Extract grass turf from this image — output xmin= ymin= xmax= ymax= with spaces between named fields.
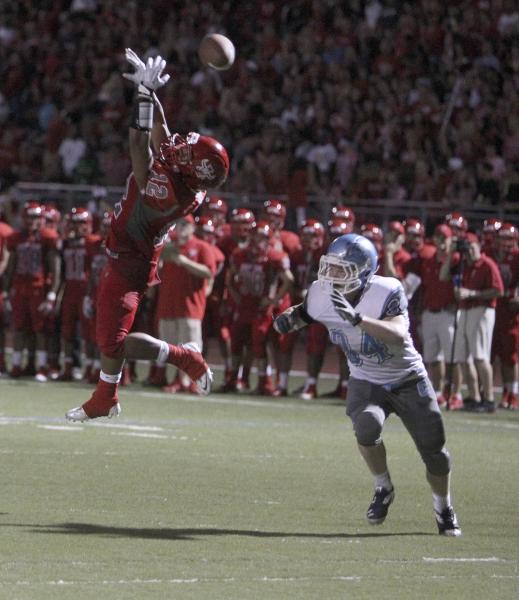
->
xmin=0 ymin=377 xmax=518 ymax=599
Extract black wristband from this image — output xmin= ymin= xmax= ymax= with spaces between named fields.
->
xmin=351 ymin=313 xmax=363 ymax=326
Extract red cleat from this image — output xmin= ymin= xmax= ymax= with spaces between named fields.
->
xmin=448 ymin=394 xmax=464 ymax=411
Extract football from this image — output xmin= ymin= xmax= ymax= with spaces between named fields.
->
xmin=198 ymin=33 xmax=235 ymax=70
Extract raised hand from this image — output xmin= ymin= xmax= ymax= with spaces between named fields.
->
xmin=123 ymin=48 xmax=170 ymax=91
xmin=330 ymin=288 xmax=363 ymax=326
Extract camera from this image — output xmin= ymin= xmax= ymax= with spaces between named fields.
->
xmin=453 ymin=238 xmax=470 ymax=253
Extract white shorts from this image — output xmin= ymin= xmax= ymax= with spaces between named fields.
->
xmin=422 ymin=309 xmax=456 ymax=363
xmin=453 ymin=307 xmax=495 ymax=363
xmin=159 ymin=317 xmax=203 ymax=350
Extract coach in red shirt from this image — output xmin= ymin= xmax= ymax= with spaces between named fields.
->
xmin=440 ymin=232 xmax=504 ymax=412
xmin=156 ymin=214 xmax=217 ymax=392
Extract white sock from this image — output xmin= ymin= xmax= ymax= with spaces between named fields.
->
xmin=157 ymin=340 xmax=169 ymax=365
xmin=374 ymin=471 xmax=393 ymax=491
xmin=100 ymin=370 xmax=122 ymax=384
xmin=12 ymin=351 xmax=22 ymax=367
xmin=513 ymin=382 xmax=519 ymax=394
xmin=278 ymin=372 xmax=288 ymax=387
xmin=432 ymin=492 xmax=451 ymax=513
xmin=36 ymin=350 xmax=47 ymax=369
xmin=306 ymin=377 xmax=317 ymax=386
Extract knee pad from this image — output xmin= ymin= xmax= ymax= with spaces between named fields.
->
xmin=354 ymin=409 xmax=384 ymax=446
xmin=421 ymin=447 xmax=451 ymax=476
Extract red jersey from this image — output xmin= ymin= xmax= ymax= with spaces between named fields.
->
xmin=156 ymin=236 xmax=217 ymax=320
xmin=270 ymin=229 xmax=301 ymax=256
xmin=7 ymin=227 xmax=58 ymax=289
xmin=379 ymin=247 xmax=412 ymax=279
xmin=86 ymin=236 xmax=108 ymax=291
xmin=409 ymin=249 xmax=456 ymax=311
xmin=62 ymin=234 xmax=99 ymax=285
xmin=107 ymin=162 xmax=205 ymax=286
xmin=229 ymin=247 xmax=290 ymax=318
xmin=495 ymin=248 xmax=519 ymax=323
xmin=290 ymin=247 xmax=323 ymax=298
xmin=459 ymin=253 xmax=504 ymax=309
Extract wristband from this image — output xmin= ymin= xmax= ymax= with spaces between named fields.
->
xmin=132 ymin=84 xmax=154 ymax=131
xmin=351 ymin=313 xmax=363 ymax=326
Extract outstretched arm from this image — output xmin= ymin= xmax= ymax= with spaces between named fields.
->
xmin=123 ymin=48 xmax=171 ymax=190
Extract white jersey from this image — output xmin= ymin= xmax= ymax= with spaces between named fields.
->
xmin=304 ymin=276 xmax=427 ymax=385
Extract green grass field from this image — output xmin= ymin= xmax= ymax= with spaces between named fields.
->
xmin=0 ymin=375 xmax=518 ymax=600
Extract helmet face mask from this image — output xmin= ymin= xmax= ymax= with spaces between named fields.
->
xmin=160 ymin=132 xmax=229 ymax=191
xmin=318 ymin=233 xmax=378 ymax=295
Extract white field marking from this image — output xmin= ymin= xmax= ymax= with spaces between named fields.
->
xmin=422 ymin=557 xmax=512 ymax=563
xmin=110 ymin=432 xmax=169 ymax=439
xmin=37 ymin=425 xmax=83 ymax=432
xmin=89 ymin=422 xmax=165 ymax=432
xmin=457 ymin=419 xmax=519 ymax=430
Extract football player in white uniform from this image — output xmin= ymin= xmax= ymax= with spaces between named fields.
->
xmin=274 ymin=233 xmax=461 ymax=536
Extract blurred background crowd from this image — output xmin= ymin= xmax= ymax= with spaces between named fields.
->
xmin=0 ymin=0 xmax=517 ymax=211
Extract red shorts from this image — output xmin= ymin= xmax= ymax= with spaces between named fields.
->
xmin=306 ymin=322 xmax=329 ymax=356
xmin=231 ymin=311 xmax=272 ymax=359
xmin=10 ymin=286 xmax=46 ymax=332
xmin=95 ymin=264 xmax=147 ymax=358
xmin=491 ymin=326 xmax=519 ymax=366
xmin=61 ymin=287 xmax=90 ymax=342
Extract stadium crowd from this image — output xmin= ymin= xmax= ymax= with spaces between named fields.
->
xmin=0 ymin=198 xmax=517 ymax=414
xmin=0 ymin=0 xmax=517 ymax=210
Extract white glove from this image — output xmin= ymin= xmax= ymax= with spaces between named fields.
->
xmin=330 ymin=289 xmax=363 ymax=326
xmin=123 ymin=48 xmax=170 ymax=91
xmin=82 ymin=295 xmax=94 ymax=319
xmin=38 ymin=291 xmax=56 ymax=316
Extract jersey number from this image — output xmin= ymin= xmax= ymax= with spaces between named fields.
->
xmin=330 ymin=329 xmax=392 ymax=366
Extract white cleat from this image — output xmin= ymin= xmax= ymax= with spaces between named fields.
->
xmin=65 ymin=403 xmax=121 ymax=422
xmin=180 ymin=342 xmax=213 ymax=395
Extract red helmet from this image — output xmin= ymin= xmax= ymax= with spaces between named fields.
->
xmin=160 ymin=132 xmax=229 ymax=191
xmin=43 ymin=204 xmax=61 ymax=228
xmin=195 ymin=214 xmax=217 ymax=243
xmin=328 ymin=217 xmax=352 ymax=240
xmin=388 ymin=220 xmax=405 ymax=236
xmin=230 ymin=207 xmax=255 ymax=239
xmin=445 ymin=211 xmax=468 ymax=233
xmin=262 ymin=199 xmax=286 ymax=230
xmin=331 ymin=205 xmax=355 ymax=227
xmin=68 ymin=206 xmax=92 ymax=237
xmin=250 ymin=220 xmax=272 ymax=255
xmin=498 ymin=222 xmax=518 ymax=254
xmin=482 ymin=217 xmax=502 ymax=234
xmin=300 ymin=219 xmax=325 ymax=251
xmin=404 ymin=217 xmax=425 ymax=237
xmin=23 ymin=201 xmax=43 ymax=231
xmin=204 ymin=196 xmax=228 ymax=215
xmin=360 ymin=222 xmax=384 ymax=244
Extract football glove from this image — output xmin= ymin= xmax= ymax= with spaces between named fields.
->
xmin=82 ymin=295 xmax=94 ymax=319
xmin=330 ymin=288 xmax=363 ymax=326
xmin=38 ymin=291 xmax=56 ymax=316
xmin=273 ymin=306 xmax=302 ymax=334
xmin=123 ymin=48 xmax=170 ymax=91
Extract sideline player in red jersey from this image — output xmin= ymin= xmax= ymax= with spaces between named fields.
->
xmin=0 ymin=217 xmax=14 ymax=375
xmin=3 ymin=201 xmax=61 ymax=381
xmin=223 ymin=221 xmax=294 ymax=395
xmin=66 ymin=48 xmax=229 ymax=421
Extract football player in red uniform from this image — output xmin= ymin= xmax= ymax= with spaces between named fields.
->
xmin=330 ymin=205 xmax=355 ymax=233
xmin=66 ymin=49 xmax=229 ymax=421
xmin=492 ymin=223 xmax=519 ymax=410
xmin=58 ymin=207 xmax=97 ymax=381
xmin=3 ymin=201 xmax=61 ymax=381
xmin=0 ymin=217 xmax=14 ymax=375
xmin=480 ymin=217 xmax=502 ymax=258
xmin=201 ymin=196 xmax=229 ymax=239
xmin=288 ymin=219 xmax=329 ymax=399
xmin=262 ymin=199 xmax=301 ymax=255
xmin=223 ymin=221 xmax=294 ymax=395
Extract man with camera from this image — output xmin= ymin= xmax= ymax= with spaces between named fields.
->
xmin=440 ymin=232 xmax=503 ymax=412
